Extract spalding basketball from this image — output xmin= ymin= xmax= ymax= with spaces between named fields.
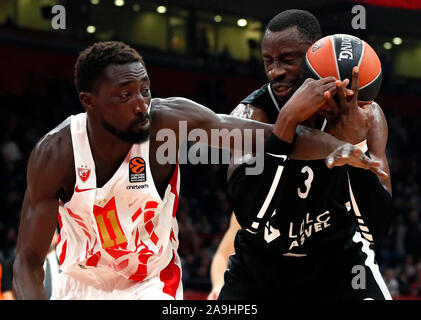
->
xmin=302 ymin=34 xmax=382 ymax=104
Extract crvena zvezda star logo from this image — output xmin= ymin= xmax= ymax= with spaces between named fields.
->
xmin=78 ymin=167 xmax=91 ymax=182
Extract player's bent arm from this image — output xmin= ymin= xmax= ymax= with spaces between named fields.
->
xmin=208 ymin=213 xmax=241 ymax=300
xmin=13 ymin=130 xmax=72 ymax=300
xmin=346 ymin=103 xmax=392 ymax=244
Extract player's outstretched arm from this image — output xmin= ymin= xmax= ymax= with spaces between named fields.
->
xmin=13 ymin=128 xmax=72 ymax=299
xmin=157 ymin=78 xmax=374 ymax=165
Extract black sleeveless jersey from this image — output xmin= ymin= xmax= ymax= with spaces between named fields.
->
xmin=235 ymin=83 xmax=358 ymax=258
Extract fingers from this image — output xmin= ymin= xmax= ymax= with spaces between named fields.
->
xmin=326 ymin=144 xmax=355 ymax=168
xmin=370 ymin=166 xmax=389 ymax=179
xmin=345 ymin=88 xmax=354 ymax=97
xmin=336 ymin=79 xmax=348 ymax=110
xmin=325 ymin=144 xmax=388 ymax=178
xmin=318 ymin=76 xmax=338 ymax=85
xmin=320 ymin=79 xmax=338 ymax=95
xmin=350 ymin=66 xmax=360 ymax=104
xmin=323 ymin=90 xmax=339 ymax=112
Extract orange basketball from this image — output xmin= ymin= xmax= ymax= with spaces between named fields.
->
xmin=302 ymin=34 xmax=382 ymax=104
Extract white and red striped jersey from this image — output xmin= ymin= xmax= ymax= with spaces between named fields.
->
xmin=56 ymin=112 xmax=180 ymax=283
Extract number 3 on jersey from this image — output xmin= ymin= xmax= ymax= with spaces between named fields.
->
xmin=297 ymin=166 xmax=314 ymax=199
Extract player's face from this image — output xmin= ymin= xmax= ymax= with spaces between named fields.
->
xmin=93 ymin=62 xmax=152 ymax=143
xmin=262 ymin=27 xmax=312 ymax=105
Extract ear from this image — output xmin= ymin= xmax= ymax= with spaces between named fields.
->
xmin=79 ymin=92 xmax=95 ymax=111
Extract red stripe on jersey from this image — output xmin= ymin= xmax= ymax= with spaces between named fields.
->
xmin=145 ymin=221 xmax=154 ymax=234
xmin=131 ymin=207 xmax=143 ymax=222
xmin=132 ymin=201 xmax=158 ymax=222
xmin=86 ymin=251 xmax=101 ymax=267
xmin=160 ymin=251 xmax=181 ymax=299
xmin=144 ymin=210 xmax=154 ymax=223
xmin=105 ymin=247 xmax=130 ymax=260
xmin=138 ymin=246 xmax=154 ymax=264
xmin=170 ymin=229 xmax=176 ymax=243
xmin=145 ymin=201 xmax=159 ymax=210
xmin=135 ymin=229 xmax=140 ymax=247
xmin=129 ymin=264 xmax=147 ymax=282
xmin=151 ymin=232 xmax=159 ymax=245
xmin=57 ymin=212 xmax=63 ymax=258
xmin=129 ymin=248 xmax=153 ymax=281
xmin=58 ymin=240 xmax=67 ymax=266
xmin=67 ymin=208 xmax=91 ymax=241
xmin=169 ymin=162 xmax=179 ymax=217
xmin=58 ymin=211 xmax=63 ymax=229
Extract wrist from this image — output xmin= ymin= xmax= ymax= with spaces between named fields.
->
xmin=265 ymin=132 xmax=294 ymax=155
xmin=272 ymin=110 xmax=299 ymax=143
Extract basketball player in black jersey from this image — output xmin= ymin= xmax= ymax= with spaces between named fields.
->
xmin=216 ymin=10 xmax=393 ymax=300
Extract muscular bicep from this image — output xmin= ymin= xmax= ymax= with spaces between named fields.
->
xmin=17 ymin=187 xmax=59 ymax=265
xmin=16 ymin=136 xmax=71 ymax=266
xmin=365 ymin=103 xmax=392 ymax=195
xmin=189 ymin=101 xmax=272 ymax=136
xmin=159 ymin=97 xmax=273 ymax=149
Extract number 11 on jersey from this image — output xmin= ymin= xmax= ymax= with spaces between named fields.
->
xmin=93 ymin=197 xmax=127 ymax=249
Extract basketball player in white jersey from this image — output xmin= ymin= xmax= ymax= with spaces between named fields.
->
xmin=12 ymin=41 xmax=380 ymax=300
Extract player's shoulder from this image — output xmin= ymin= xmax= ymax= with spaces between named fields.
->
xmin=33 ymin=117 xmax=72 ymax=155
xmin=362 ymin=101 xmax=387 ymax=125
xmin=150 ymin=97 xmax=207 ymax=129
xmin=241 ymin=83 xmax=269 ymax=105
xmin=363 ymin=101 xmax=382 ymax=112
xmin=29 ymin=117 xmax=73 ymax=173
xmin=151 ymin=97 xmax=199 ymax=111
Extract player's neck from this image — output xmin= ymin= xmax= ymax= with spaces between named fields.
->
xmin=86 ymin=117 xmax=132 ymax=162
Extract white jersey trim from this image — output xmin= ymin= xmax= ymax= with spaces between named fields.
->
xmin=352 ymin=232 xmax=392 ymax=300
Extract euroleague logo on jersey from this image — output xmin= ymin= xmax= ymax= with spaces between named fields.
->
xmin=129 ymin=157 xmax=147 ymax=183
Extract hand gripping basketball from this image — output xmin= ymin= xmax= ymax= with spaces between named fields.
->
xmin=282 ymin=76 xmax=340 ymax=124
xmin=323 ymin=66 xmax=372 ymax=145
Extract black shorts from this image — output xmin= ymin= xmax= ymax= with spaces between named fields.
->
xmin=218 ymin=232 xmax=392 ymax=300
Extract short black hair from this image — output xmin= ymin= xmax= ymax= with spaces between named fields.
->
xmin=265 ymin=9 xmax=322 ymax=44
xmin=74 ymin=41 xmax=144 ymax=93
